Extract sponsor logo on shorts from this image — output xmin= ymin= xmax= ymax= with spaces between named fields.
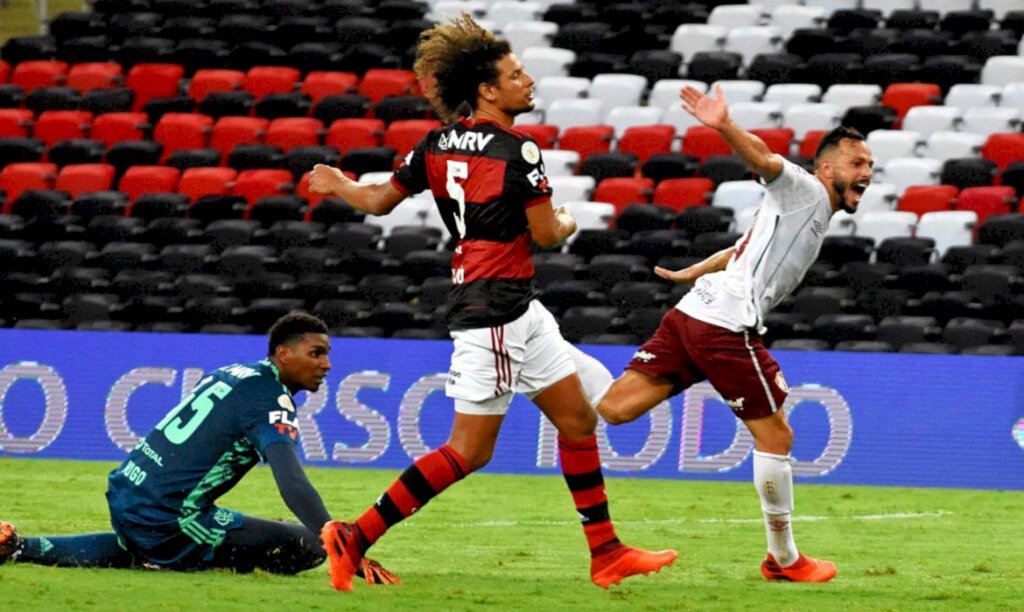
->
xmin=725 ymin=397 xmax=745 ymax=411
xmin=632 ymin=350 xmax=656 ymax=363
xmin=775 ymin=371 xmax=789 ymax=393
xmin=214 ymin=508 xmax=234 ymax=527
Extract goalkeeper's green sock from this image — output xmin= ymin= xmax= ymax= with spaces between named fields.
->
xmin=18 ymin=533 xmax=139 ymax=568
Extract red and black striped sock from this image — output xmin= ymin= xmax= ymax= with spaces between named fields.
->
xmin=558 ymin=434 xmax=621 ymax=557
xmin=354 ymin=443 xmax=470 ymax=554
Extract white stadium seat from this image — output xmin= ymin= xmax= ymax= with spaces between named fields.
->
xmin=878 ymin=158 xmax=943 ymax=196
xmin=548 ymin=176 xmax=595 ymax=206
xmin=486 ymin=1 xmax=543 ymax=30
xmin=782 ymin=103 xmax=841 ymax=139
xmin=565 ymin=201 xmax=614 ymax=233
xmin=920 ymin=131 xmax=986 ymax=163
xmin=534 ymin=76 xmax=589 ymax=110
xmin=768 ymin=5 xmax=826 ymax=39
xmin=521 ymin=46 xmax=575 ymax=80
xmin=977 ymin=0 xmax=1018 ymax=19
xmin=544 ymin=98 xmax=603 ymax=132
xmin=801 ymin=0 xmax=857 ymax=16
xmin=503 ymin=21 xmax=557 ymax=54
xmin=662 ymin=105 xmax=703 ymax=136
xmin=960 ymin=107 xmax=1021 ymax=138
xmin=917 ymin=0 xmax=973 ymax=12
xmin=859 ymin=0 xmax=915 ymax=12
xmin=708 ymin=4 xmax=764 ymax=28
xmin=821 ymin=84 xmax=882 ymax=113
xmin=540 ymin=149 xmax=579 ymax=176
xmin=999 ymin=83 xmax=1024 ymax=113
xmin=856 ymin=210 xmax=918 ymax=245
xmin=670 ymin=24 xmax=726 ymax=59
xmin=763 ymin=83 xmax=822 ymax=111
xmin=857 ymin=183 xmax=899 ymax=214
xmin=649 ymin=79 xmax=707 ymax=110
xmin=372 ymin=195 xmax=433 ymax=236
xmin=943 ymin=84 xmax=1001 ymax=111
xmin=710 ymin=79 xmax=766 ymax=103
xmin=605 ymin=106 xmax=664 ymax=137
xmin=865 ymin=130 xmax=921 ymax=166
xmin=901 ymin=106 xmax=962 ymax=139
xmin=429 ymin=0 xmax=487 ymax=21
xmin=916 ymin=210 xmax=977 ymax=256
xmin=728 ymin=101 xmax=781 ymax=130
xmin=724 ymin=26 xmax=783 ymax=67
xmin=981 ymin=56 xmax=1024 ymax=88
xmin=588 ymin=74 xmax=647 ymax=110
xmin=711 ymin=180 xmax=766 ymax=215
xmin=826 ymin=210 xmax=857 ymax=236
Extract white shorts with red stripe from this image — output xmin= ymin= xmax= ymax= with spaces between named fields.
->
xmin=446 ymin=300 xmax=577 ymax=415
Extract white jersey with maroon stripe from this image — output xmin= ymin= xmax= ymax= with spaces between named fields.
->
xmin=678 ymin=156 xmax=833 ymax=333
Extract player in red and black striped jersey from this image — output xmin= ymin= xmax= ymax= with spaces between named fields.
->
xmin=310 ymin=14 xmax=677 ymax=592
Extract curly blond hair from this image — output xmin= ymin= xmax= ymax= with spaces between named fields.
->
xmin=413 ymin=13 xmax=512 ymax=123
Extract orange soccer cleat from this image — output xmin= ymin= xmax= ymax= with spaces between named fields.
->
xmin=321 ymin=520 xmax=366 ymax=592
xmin=761 ymin=552 xmax=837 ymax=582
xmin=590 ymin=543 xmax=680 ymax=589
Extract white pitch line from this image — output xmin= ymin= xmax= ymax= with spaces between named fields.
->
xmin=448 ymin=510 xmax=953 ymax=528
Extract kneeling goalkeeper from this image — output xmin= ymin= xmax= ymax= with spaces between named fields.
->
xmin=0 ymin=312 xmax=397 ymax=584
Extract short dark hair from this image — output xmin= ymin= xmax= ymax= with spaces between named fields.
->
xmin=413 ymin=14 xmax=512 ymax=123
xmin=267 ymin=312 xmax=328 ymax=357
xmin=814 ymin=126 xmax=866 ymax=167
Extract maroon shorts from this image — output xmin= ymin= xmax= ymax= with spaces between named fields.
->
xmin=626 ymin=309 xmax=789 ymax=421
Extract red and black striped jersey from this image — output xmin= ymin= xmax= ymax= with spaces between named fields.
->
xmin=391 ymin=116 xmax=553 ymax=330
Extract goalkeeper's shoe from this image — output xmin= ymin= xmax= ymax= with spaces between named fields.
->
xmin=0 ymin=522 xmax=21 ymax=564
xmin=321 ymin=520 xmax=365 ymax=592
xmin=590 ymin=542 xmax=679 ymax=589
xmin=761 ymin=552 xmax=837 ymax=582
xmin=358 ymin=557 xmax=402 ymax=585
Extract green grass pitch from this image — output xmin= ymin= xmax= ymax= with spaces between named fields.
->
xmin=1 ymin=458 xmax=1022 ymax=611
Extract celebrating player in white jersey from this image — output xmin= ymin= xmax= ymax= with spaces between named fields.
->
xmin=584 ymin=85 xmax=874 ymax=582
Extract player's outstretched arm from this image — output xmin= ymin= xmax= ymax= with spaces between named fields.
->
xmin=265 ymin=443 xmax=332 ymax=535
xmin=655 ymin=246 xmax=736 ymax=284
xmin=308 ymin=164 xmax=407 ymax=216
xmin=680 ymin=85 xmax=783 ymax=182
xmin=525 ymin=201 xmax=577 ymax=248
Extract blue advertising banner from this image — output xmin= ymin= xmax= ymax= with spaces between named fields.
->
xmin=0 ymin=329 xmax=1022 ymax=490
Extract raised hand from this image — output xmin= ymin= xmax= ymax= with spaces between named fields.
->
xmin=654 ymin=264 xmax=702 ymax=285
xmin=308 ymin=163 xmax=348 ymax=195
xmin=680 ymin=84 xmax=729 ymax=130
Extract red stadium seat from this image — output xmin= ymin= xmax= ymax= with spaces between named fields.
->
xmin=118 ymin=166 xmax=181 ymax=202
xmin=358 ymin=69 xmax=417 ymax=104
xmin=188 ymin=69 xmax=245 ymax=102
xmin=178 ymin=167 xmax=238 ymax=202
xmin=514 ymin=124 xmax=559 ymax=149
xmin=981 ymin=133 xmax=1024 ymax=170
xmin=233 ymin=169 xmax=293 ymax=205
xmin=683 ymin=126 xmax=730 ymax=162
xmin=265 ymin=117 xmax=324 ymax=152
xmin=898 ymin=185 xmax=958 ymax=216
xmin=11 ymin=60 xmax=68 ymax=92
xmin=593 ymin=177 xmax=654 ymax=213
xmin=326 ymin=118 xmax=385 ymax=155
xmin=210 ymin=116 xmax=268 ymax=161
xmin=559 ymin=125 xmax=614 ymax=162
xmin=125 ymin=63 xmax=185 ymax=112
xmin=652 ymin=177 xmax=714 ymax=211
xmin=91 ymin=112 xmax=149 ymax=147
xmin=0 ymin=60 xmax=9 ymax=83
xmin=67 ymin=62 xmax=123 ymax=92
xmin=0 ymin=162 xmax=57 ymax=204
xmin=798 ymin=129 xmax=828 ymax=160
xmin=243 ymin=66 xmax=301 ymax=100
xmin=882 ymin=83 xmax=941 ymax=124
xmin=617 ymin=125 xmax=674 ymax=163
xmin=750 ymin=128 xmax=795 ymax=156
xmin=0 ymin=109 xmax=34 ymax=138
xmin=955 ymin=186 xmax=1016 ymax=225
xmin=55 ymin=163 xmax=116 ymax=198
xmin=301 ymin=71 xmax=359 ymax=104
xmin=383 ymin=119 xmax=441 ymax=159
xmin=154 ymin=113 xmax=214 ymax=161
xmin=33 ymin=110 xmax=92 ymax=147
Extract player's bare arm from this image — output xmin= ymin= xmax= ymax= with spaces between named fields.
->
xmin=308 ymin=163 xmax=407 ymax=216
xmin=525 ymin=201 xmax=577 ymax=248
xmin=680 ymin=85 xmax=783 ymax=182
xmin=654 ymin=246 xmax=736 ymax=284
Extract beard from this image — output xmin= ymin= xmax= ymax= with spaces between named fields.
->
xmin=832 ymin=177 xmax=858 ymax=214
xmin=507 ymin=99 xmax=536 ymax=117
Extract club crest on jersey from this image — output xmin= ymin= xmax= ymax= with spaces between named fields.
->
xmin=521 ymin=141 xmax=541 ymax=164
xmin=277 ymin=393 xmax=295 ymax=412
xmin=438 ymin=130 xmax=494 ymax=152
xmin=775 ymin=371 xmax=789 ymax=393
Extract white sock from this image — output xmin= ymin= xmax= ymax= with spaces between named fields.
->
xmin=753 ymin=450 xmax=799 ymax=567
xmin=564 ymin=343 xmax=614 ymax=408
